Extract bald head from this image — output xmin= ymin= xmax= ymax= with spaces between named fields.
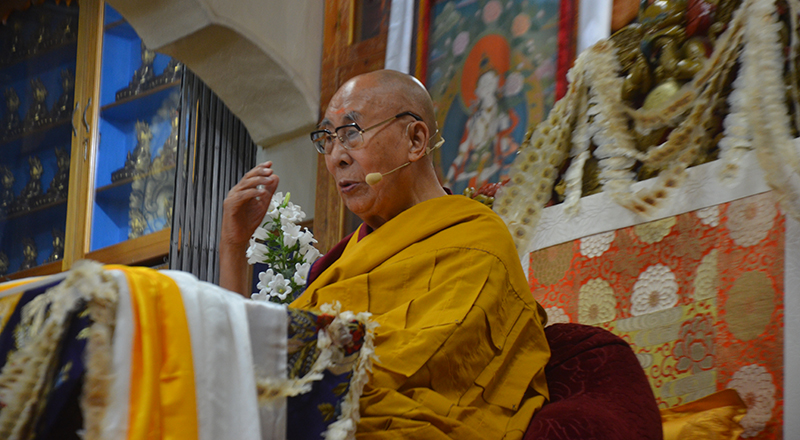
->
xmin=342 ymin=70 xmax=438 ymax=143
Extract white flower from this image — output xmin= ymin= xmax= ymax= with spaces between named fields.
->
xmin=280 ymin=202 xmax=305 ymax=223
xmin=253 ymin=226 xmax=270 ymax=240
xmin=293 ymin=262 xmax=311 ymax=286
xmin=266 ymin=207 xmax=281 ymax=222
xmin=256 ymin=269 xmax=275 ymax=293
xmin=268 ymin=273 xmax=292 ymax=301
xmin=282 ymin=222 xmax=303 ymax=247
xmin=270 ymin=192 xmax=284 ymax=210
xmin=727 ymin=364 xmax=776 ymax=437
xmin=246 ymin=237 xmax=269 ymax=264
xmin=298 ymin=229 xmax=316 ymax=248
xmin=303 ymin=246 xmax=322 ymax=264
xmin=579 ymin=231 xmax=615 ymax=258
xmin=631 ymin=264 xmax=679 ymax=316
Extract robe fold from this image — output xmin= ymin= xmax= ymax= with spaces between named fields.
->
xmin=291 ymin=195 xmax=550 ymax=440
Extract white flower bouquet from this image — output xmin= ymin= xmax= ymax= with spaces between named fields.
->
xmin=246 ymin=192 xmax=322 ymax=304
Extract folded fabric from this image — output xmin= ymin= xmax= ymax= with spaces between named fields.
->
xmin=0 ymin=263 xmax=376 ymax=440
xmin=661 ymin=389 xmax=747 ymax=440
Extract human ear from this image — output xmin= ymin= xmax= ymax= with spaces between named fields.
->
xmin=406 ymin=121 xmax=429 ymax=162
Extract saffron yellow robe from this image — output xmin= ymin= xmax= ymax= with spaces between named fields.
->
xmin=292 ymin=195 xmax=550 ymax=439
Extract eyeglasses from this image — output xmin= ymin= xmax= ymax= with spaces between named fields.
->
xmin=310 ymin=111 xmax=423 ymax=155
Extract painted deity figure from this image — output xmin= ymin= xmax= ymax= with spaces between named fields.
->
xmin=446 ymin=68 xmax=519 ymax=191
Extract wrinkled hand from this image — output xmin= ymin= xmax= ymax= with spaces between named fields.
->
xmin=221 ymin=162 xmax=280 ymax=248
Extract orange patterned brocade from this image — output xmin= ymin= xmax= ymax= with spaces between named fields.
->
xmin=528 ymin=193 xmax=784 ymax=439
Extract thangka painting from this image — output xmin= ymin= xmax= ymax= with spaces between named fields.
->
xmin=426 ymin=0 xmax=574 ymax=195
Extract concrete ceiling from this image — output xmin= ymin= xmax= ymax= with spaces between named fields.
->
xmin=106 ymin=0 xmax=323 ymax=146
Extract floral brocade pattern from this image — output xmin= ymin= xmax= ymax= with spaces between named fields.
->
xmin=579 ymin=231 xmax=615 ymax=258
xmin=528 ymin=192 xmax=785 ymax=439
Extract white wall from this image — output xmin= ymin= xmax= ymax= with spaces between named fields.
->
xmin=257 ymin=135 xmax=318 ymax=220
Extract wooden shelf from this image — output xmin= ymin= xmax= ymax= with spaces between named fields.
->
xmin=103 ymin=19 xmax=126 ymax=31
xmin=100 ymin=81 xmax=181 ymax=114
xmin=0 ymin=117 xmax=72 ymax=148
xmin=6 ymin=260 xmax=62 ymax=281
xmin=0 ymin=39 xmax=78 ymax=71
xmin=95 ymin=164 xmax=176 ymax=194
xmin=0 ymin=197 xmax=67 ymax=222
xmin=85 ymin=227 xmax=170 ymax=266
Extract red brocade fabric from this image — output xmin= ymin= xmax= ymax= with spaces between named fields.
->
xmin=525 ymin=323 xmax=663 ymax=440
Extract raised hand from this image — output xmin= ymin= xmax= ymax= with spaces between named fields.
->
xmin=219 ymin=161 xmax=279 ymax=295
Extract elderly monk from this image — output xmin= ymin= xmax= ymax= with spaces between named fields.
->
xmin=219 ymin=70 xmax=550 ymax=439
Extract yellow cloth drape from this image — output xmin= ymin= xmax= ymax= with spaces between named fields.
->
xmin=0 ymin=278 xmax=35 ymax=332
xmin=292 ymin=195 xmax=550 ymax=440
xmin=661 ymin=389 xmax=747 ymax=440
xmin=109 ymin=265 xmax=199 ymax=440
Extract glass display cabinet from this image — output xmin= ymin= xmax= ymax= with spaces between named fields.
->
xmin=0 ymin=1 xmax=80 ymax=278
xmin=0 ymin=0 xmax=182 ymax=279
xmin=88 ymin=4 xmax=180 ymax=253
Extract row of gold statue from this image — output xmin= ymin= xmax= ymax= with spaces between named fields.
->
xmin=0 ymin=229 xmax=64 ymax=276
xmin=116 ymin=42 xmax=183 ymax=101
xmin=3 ymin=69 xmax=74 ymax=140
xmin=2 ymin=12 xmax=78 ymax=65
xmin=0 ymin=148 xmax=70 ymax=217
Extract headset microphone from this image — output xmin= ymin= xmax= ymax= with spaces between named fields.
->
xmin=365 ymin=137 xmax=445 ymax=186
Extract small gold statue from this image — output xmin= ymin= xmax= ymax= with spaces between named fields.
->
xmin=30 ymin=12 xmax=53 ymax=55
xmin=51 ymin=69 xmax=74 ymax=121
xmin=19 ymin=238 xmax=38 ymax=271
xmin=46 ymin=228 xmax=65 ymax=263
xmin=4 ymin=18 xmax=24 ymax=63
xmin=24 ymin=78 xmax=51 ymax=130
xmin=612 ymin=0 xmax=711 ymax=103
xmin=0 ymin=165 xmax=14 ymax=215
xmin=0 ymin=251 xmax=8 ymax=277
xmin=112 ymin=121 xmax=152 ymax=182
xmin=13 ymin=155 xmax=44 ymax=213
xmin=55 ymin=16 xmax=77 ymax=44
xmin=129 ymin=208 xmax=146 ymax=239
xmin=116 ymin=41 xmax=156 ymax=100
xmin=152 ymin=58 xmax=183 ymax=87
xmin=42 ymin=147 xmax=70 ymax=204
xmin=3 ymin=88 xmax=22 ymax=139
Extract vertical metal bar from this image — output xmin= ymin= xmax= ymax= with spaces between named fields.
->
xmin=237 ymin=122 xmax=246 ymax=187
xmin=211 ymin=104 xmax=230 ymax=284
xmin=181 ymin=73 xmax=202 ymax=273
xmin=170 ymin=70 xmax=191 ymax=269
xmin=195 ymin=87 xmax=215 ymax=280
xmin=189 ymin=82 xmax=210 ymax=276
xmin=202 ymin=94 xmax=221 ymax=281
